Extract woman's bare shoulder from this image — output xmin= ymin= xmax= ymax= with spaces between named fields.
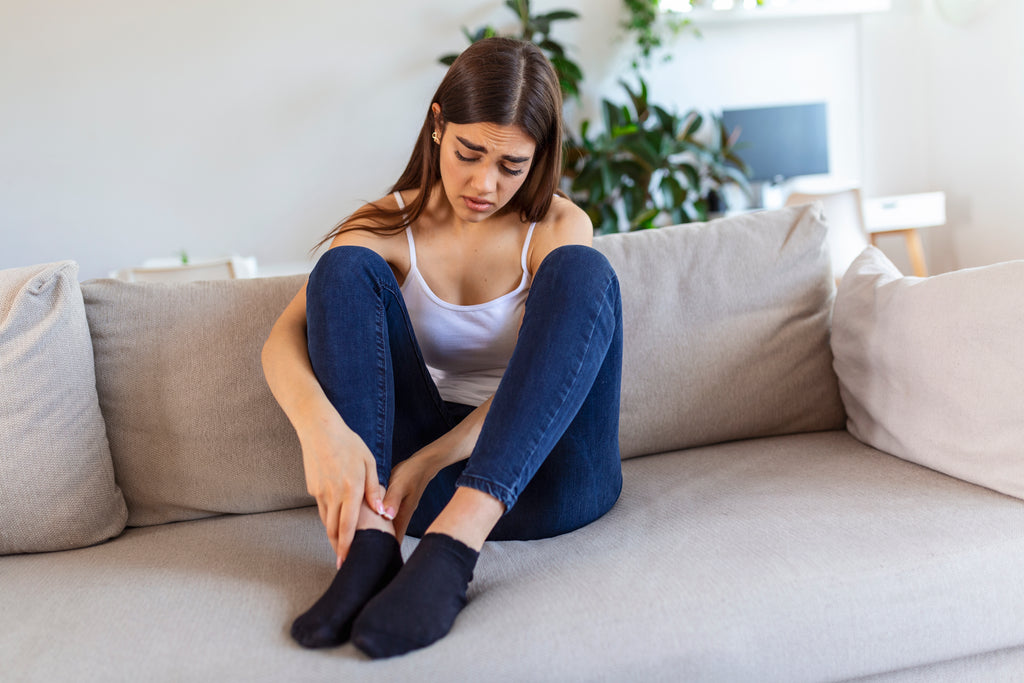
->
xmin=542 ymin=195 xmax=593 ymax=243
xmin=527 ymin=195 xmax=595 ymax=273
xmin=327 ymin=194 xmax=415 ymax=281
xmin=329 ymin=191 xmax=415 ymax=249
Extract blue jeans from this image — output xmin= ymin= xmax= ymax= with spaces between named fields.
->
xmin=305 ymin=244 xmax=623 ymax=541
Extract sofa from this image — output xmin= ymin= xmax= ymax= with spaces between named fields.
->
xmin=3 ymin=203 xmax=1024 ymax=682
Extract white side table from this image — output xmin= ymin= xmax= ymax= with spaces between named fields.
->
xmin=862 ymin=191 xmax=946 ymax=277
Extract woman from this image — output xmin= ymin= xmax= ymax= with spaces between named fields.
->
xmin=262 ymin=37 xmax=623 ymax=659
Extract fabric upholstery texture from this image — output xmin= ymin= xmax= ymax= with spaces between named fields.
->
xmin=4 ymin=432 xmax=1024 ymax=682
xmin=0 ymin=261 xmax=127 ymax=554
xmin=81 ymin=274 xmax=311 ymax=526
xmin=79 ymin=203 xmax=845 ymax=526
xmin=594 ymin=203 xmax=845 ymax=458
xmin=832 ymin=246 xmax=1024 ymax=500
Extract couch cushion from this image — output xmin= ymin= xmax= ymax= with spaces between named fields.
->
xmin=832 ymin=246 xmax=1024 ymax=500
xmin=0 ymin=261 xmax=127 ymax=554
xmin=81 ymin=274 xmax=311 ymax=526
xmin=4 ymin=432 xmax=1024 ymax=681
xmin=594 ymin=203 xmax=845 ymax=458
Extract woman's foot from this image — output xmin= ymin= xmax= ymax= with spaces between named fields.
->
xmin=290 ymin=528 xmax=403 ymax=648
xmin=350 ymin=532 xmax=479 ymax=658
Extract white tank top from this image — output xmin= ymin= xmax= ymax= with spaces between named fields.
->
xmin=395 ymin=191 xmax=536 ymax=406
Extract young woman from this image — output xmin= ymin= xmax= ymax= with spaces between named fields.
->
xmin=261 ymin=37 xmax=623 ymax=659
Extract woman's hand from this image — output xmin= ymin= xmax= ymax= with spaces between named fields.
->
xmin=261 ymin=281 xmax=389 ymax=567
xmin=382 ymin=448 xmax=442 ymax=542
xmin=298 ymin=415 xmax=386 ymax=566
xmin=383 ymin=397 xmax=494 ymax=540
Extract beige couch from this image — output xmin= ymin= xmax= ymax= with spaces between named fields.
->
xmin=4 ymin=204 xmax=1024 ymax=682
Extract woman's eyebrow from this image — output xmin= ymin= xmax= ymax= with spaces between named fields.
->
xmin=456 ymin=136 xmax=531 ymax=164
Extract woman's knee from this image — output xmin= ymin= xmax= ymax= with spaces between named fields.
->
xmin=533 ymin=245 xmax=618 ymax=299
xmin=307 ymin=246 xmax=394 ymax=298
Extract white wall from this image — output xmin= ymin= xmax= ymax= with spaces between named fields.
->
xmin=860 ymin=0 xmax=1024 ymax=272
xmin=0 ymin=1 xmax=516 ymax=279
xmin=917 ymin=0 xmax=1024 ymax=271
xmin=2 ymin=0 xmax=1021 ymax=279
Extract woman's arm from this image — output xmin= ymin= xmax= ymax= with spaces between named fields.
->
xmin=262 ymin=202 xmax=409 ymax=563
xmin=261 ymin=281 xmax=386 ymax=565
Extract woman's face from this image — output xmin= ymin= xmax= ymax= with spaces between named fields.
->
xmin=435 ymin=113 xmax=537 ymax=223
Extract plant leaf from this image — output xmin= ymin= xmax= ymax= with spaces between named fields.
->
xmin=541 ymin=10 xmax=579 ymax=21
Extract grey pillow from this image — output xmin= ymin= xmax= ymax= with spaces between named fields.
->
xmin=82 ymin=275 xmax=311 ymax=527
xmin=0 ymin=261 xmax=127 ymax=553
xmin=594 ymin=204 xmax=846 ymax=459
xmin=833 ymin=246 xmax=1024 ymax=500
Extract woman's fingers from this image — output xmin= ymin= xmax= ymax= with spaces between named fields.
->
xmin=381 ymin=482 xmax=404 ymax=521
xmin=335 ymin=497 xmax=360 ymax=568
xmin=386 ymin=485 xmax=420 ymax=543
xmin=363 ymin=460 xmax=388 ymax=519
xmin=323 ymin=497 xmax=341 ymax=560
xmin=392 ymin=503 xmax=414 ymax=543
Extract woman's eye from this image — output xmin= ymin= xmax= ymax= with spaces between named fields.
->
xmin=454 ymin=149 xmax=523 ymax=176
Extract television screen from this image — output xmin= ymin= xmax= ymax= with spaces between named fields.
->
xmin=721 ymin=103 xmax=829 ymax=183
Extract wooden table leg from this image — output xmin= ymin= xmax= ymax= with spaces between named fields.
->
xmin=902 ymin=228 xmax=928 ymax=276
xmin=868 ymin=228 xmax=928 ymax=276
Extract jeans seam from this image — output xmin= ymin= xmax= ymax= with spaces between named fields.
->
xmin=457 ymin=474 xmax=517 ymax=510
xmin=373 ymin=290 xmax=389 ymax=480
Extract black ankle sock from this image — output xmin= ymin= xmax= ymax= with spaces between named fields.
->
xmin=290 ymin=529 xmax=403 ymax=649
xmin=350 ymin=532 xmax=479 ymax=659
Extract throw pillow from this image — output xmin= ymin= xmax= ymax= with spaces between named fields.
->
xmin=81 ymin=275 xmax=311 ymax=526
xmin=0 ymin=261 xmax=127 ymax=554
xmin=594 ymin=203 xmax=846 ymax=459
xmin=832 ymin=246 xmax=1024 ymax=499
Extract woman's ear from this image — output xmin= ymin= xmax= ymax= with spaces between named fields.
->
xmin=431 ymin=103 xmax=443 ymax=130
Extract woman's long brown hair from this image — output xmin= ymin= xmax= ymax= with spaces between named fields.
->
xmin=314 ymin=37 xmax=563 ymax=251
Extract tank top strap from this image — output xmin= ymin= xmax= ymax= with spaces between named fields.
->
xmin=393 ymin=191 xmax=418 ymax=272
xmin=405 ymin=227 xmax=418 ymax=271
xmin=521 ymin=222 xmax=538 ymax=274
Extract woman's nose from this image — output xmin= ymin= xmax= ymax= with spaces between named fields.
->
xmin=472 ymin=166 xmax=498 ymax=195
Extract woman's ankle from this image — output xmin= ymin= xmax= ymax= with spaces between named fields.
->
xmin=424 ymin=486 xmax=504 ymax=551
xmin=357 ymin=500 xmax=397 ymax=535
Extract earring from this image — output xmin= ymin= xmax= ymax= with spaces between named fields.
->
xmin=431 ymin=131 xmax=440 ymax=144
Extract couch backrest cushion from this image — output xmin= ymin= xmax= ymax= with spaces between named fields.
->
xmin=1 ymin=261 xmax=128 ymax=553
xmin=832 ymin=246 xmax=1024 ymax=500
xmin=82 ymin=275 xmax=311 ymax=527
xmin=82 ymin=203 xmax=842 ymax=526
xmin=594 ymin=204 xmax=845 ymax=459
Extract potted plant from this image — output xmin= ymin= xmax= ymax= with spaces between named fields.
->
xmin=439 ymin=0 xmax=584 ymax=100
xmin=563 ymin=78 xmax=751 ymax=233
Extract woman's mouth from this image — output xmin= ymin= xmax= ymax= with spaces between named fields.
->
xmin=463 ymin=196 xmax=493 ymax=212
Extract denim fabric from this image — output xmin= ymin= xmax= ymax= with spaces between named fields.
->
xmin=305 ymin=244 xmax=622 ymax=541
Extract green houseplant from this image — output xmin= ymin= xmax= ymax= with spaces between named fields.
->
xmin=620 ymin=0 xmax=698 ymax=68
xmin=437 ymin=0 xmax=753 ymax=233
xmin=561 ymin=1 xmax=753 ymax=233
xmin=439 ymin=0 xmax=584 ymax=100
xmin=564 ymin=78 xmax=751 ymax=233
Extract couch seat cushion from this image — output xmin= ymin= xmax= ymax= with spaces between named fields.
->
xmin=4 ymin=432 xmax=1024 ymax=681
